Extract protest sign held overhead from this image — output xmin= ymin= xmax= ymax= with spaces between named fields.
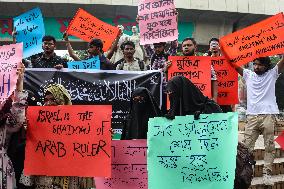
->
xmin=0 ymin=43 xmax=22 ymax=109
xmin=66 ymin=8 xmax=120 ymax=52
xmin=13 ymin=7 xmax=45 ymax=58
xmin=68 ymin=56 xmax=100 ymax=70
xmin=95 ymin=140 xmax=147 ymax=189
xmin=211 ymin=57 xmax=239 ymax=105
xmin=24 ymin=105 xmax=112 ymax=177
xmin=148 ymin=112 xmax=238 ymax=189
xmin=138 ymin=0 xmax=178 ymax=45
xmin=168 ymin=56 xmax=211 ymax=98
xmin=220 ymin=13 xmax=284 ymax=67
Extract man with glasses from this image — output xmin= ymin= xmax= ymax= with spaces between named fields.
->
xmin=181 ymin=37 xmax=218 ymax=102
xmin=29 ymin=35 xmax=68 ymax=69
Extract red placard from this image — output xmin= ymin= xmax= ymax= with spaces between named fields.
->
xmin=24 ymin=105 xmax=112 ymax=177
xmin=220 ymin=13 xmax=284 ymax=67
xmin=168 ymin=56 xmax=212 ymax=98
xmin=211 ymin=57 xmax=239 ymax=105
xmin=275 ymin=131 xmax=284 ymax=150
xmin=66 ymin=8 xmax=120 ymax=52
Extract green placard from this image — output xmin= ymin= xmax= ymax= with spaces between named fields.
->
xmin=148 ymin=112 xmax=238 ymax=189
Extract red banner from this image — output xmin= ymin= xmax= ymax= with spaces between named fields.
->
xmin=24 ymin=105 xmax=112 ymax=177
xmin=211 ymin=57 xmax=239 ymax=105
xmin=275 ymin=131 xmax=284 ymax=150
xmin=66 ymin=8 xmax=120 ymax=52
xmin=220 ymin=13 xmax=284 ymax=67
xmin=168 ymin=56 xmax=212 ymax=97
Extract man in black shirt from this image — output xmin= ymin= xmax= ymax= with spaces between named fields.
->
xmin=65 ymin=34 xmax=114 ymax=70
xmin=28 ymin=35 xmax=67 ymax=69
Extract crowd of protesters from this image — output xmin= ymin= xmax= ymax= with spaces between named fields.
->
xmin=1 ymin=6 xmax=283 ymax=189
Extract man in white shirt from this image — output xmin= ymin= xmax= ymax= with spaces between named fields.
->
xmin=233 ymin=56 xmax=284 ymax=186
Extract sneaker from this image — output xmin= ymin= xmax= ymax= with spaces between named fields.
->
xmin=263 ymin=173 xmax=274 ymax=186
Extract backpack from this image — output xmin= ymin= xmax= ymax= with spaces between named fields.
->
xmin=116 ymin=58 xmax=145 ymax=71
xmin=234 ymin=142 xmax=255 ymax=189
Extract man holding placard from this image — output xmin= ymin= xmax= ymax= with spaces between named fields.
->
xmin=232 ymin=56 xmax=284 ymax=186
xmin=25 ymin=36 xmax=68 ymax=69
xmin=33 ymin=36 xmax=67 ymax=69
xmin=181 ymin=37 xmax=218 ymax=102
xmin=65 ymin=35 xmax=114 ymax=70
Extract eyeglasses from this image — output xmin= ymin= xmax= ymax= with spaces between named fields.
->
xmin=43 ymin=42 xmax=55 ymax=46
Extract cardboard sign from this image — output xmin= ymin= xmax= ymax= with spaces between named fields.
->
xmin=168 ymin=56 xmax=212 ymax=98
xmin=211 ymin=57 xmax=239 ymax=105
xmin=24 ymin=105 xmax=112 ymax=177
xmin=148 ymin=113 xmax=238 ymax=189
xmin=66 ymin=8 xmax=120 ymax=52
xmin=138 ymin=0 xmax=178 ymax=45
xmin=220 ymin=13 xmax=284 ymax=67
xmin=275 ymin=131 xmax=284 ymax=150
xmin=67 ymin=56 xmax=100 ymax=70
xmin=0 ymin=43 xmax=22 ymax=109
xmin=13 ymin=7 xmax=45 ymax=58
xmin=95 ymin=140 xmax=147 ymax=189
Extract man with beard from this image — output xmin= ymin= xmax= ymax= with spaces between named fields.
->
xmin=181 ymin=37 xmax=218 ymax=102
xmin=232 ymin=56 xmax=284 ymax=186
xmin=205 ymin=38 xmax=234 ymax=112
xmin=115 ymin=41 xmax=146 ymax=71
xmin=28 ymin=36 xmax=67 ymax=69
xmin=65 ymin=35 xmax=114 ymax=70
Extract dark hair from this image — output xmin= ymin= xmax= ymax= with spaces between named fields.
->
xmin=27 ymin=90 xmax=38 ymax=106
xmin=89 ymin=38 xmax=103 ymax=50
xmin=0 ymin=97 xmax=13 ymax=127
xmin=120 ymin=41 xmax=135 ymax=50
xmin=182 ymin=37 xmax=197 ymax=46
xmin=209 ymin=38 xmax=219 ymax=45
xmin=153 ymin=42 xmax=166 ymax=47
xmin=42 ymin=35 xmax=56 ymax=44
xmin=254 ymin=57 xmax=272 ymax=69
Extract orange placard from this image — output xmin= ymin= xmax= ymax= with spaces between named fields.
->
xmin=24 ymin=105 xmax=112 ymax=177
xmin=220 ymin=13 xmax=284 ymax=67
xmin=211 ymin=57 xmax=239 ymax=105
xmin=66 ymin=8 xmax=120 ymax=52
xmin=275 ymin=131 xmax=284 ymax=150
xmin=168 ymin=56 xmax=212 ymax=98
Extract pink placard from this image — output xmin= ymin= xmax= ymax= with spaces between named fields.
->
xmin=138 ymin=0 xmax=178 ymax=45
xmin=95 ymin=140 xmax=147 ymax=189
xmin=0 ymin=43 xmax=22 ymax=109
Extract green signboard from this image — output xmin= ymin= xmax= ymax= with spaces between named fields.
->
xmin=148 ymin=112 xmax=238 ymax=189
